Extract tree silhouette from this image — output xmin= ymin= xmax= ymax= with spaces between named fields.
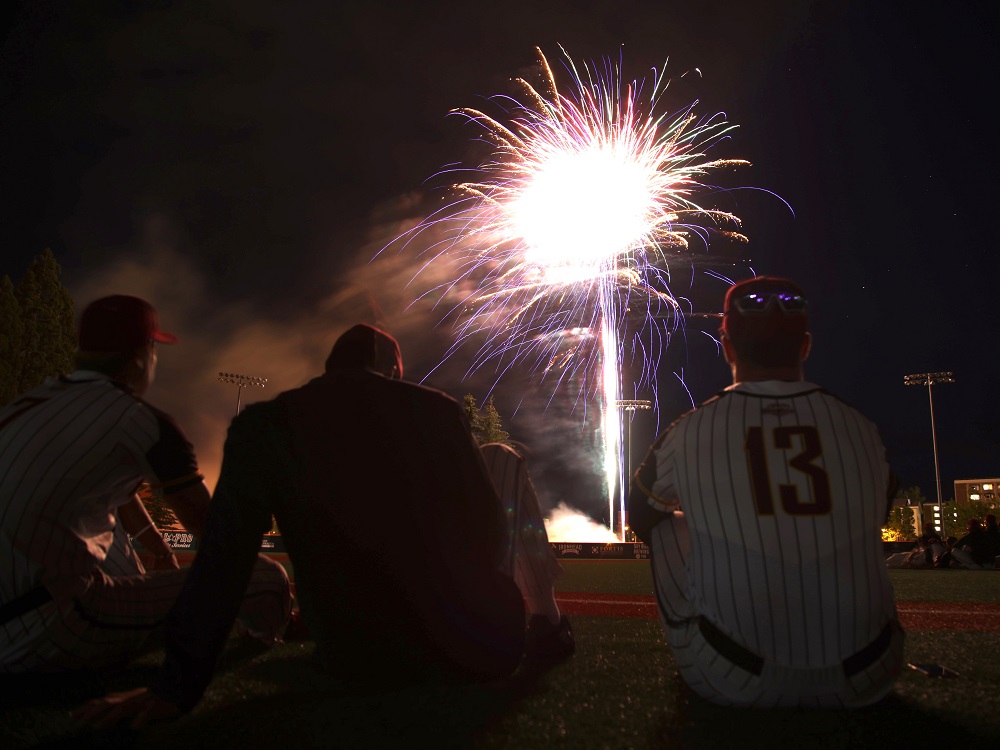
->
xmin=463 ymin=393 xmax=511 ymax=446
xmin=480 ymin=396 xmax=510 ymax=445
xmin=12 ymin=249 xmax=75 ymax=397
xmin=463 ymin=393 xmax=485 ymax=441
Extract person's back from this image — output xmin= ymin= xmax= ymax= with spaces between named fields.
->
xmin=259 ymin=369 xmax=515 ymax=670
xmin=1 ymin=295 xmax=289 ymax=674
xmin=984 ymin=515 xmax=1000 ymax=564
xmin=630 ymin=276 xmax=903 ymax=708
xmin=0 ymin=374 xmax=158 ymax=670
xmin=917 ymin=523 xmax=948 ymax=568
xmin=664 ymin=381 xmax=896 ymax=669
xmin=953 ymin=519 xmax=993 ymax=568
xmin=194 ymin=324 xmax=523 ymax=682
xmin=0 ymin=376 xmax=151 ymax=596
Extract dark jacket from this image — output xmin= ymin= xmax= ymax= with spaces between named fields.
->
xmin=155 ymin=326 xmax=523 ymax=711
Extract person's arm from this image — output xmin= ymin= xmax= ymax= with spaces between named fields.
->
xmin=143 ymin=404 xmax=210 ymax=537
xmin=117 ymin=495 xmax=179 ymax=571
xmin=151 ymin=404 xmax=279 ymax=712
xmin=628 ymin=431 xmax=678 ymax=544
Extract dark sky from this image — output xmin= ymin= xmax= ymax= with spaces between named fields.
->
xmin=2 ymin=1 xmax=997 ymax=518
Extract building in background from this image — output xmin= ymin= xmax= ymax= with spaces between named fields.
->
xmin=954 ymin=478 xmax=999 ymax=506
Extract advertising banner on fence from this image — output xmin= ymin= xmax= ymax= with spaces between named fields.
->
xmin=154 ymin=534 xmax=287 ymax=553
xmin=550 ymin=542 xmax=650 ymax=560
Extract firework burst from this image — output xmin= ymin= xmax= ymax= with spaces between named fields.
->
xmin=391 ymin=47 xmax=748 ymax=537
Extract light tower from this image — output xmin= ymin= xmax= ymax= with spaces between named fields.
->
xmin=903 ymin=371 xmax=954 ymax=531
xmin=616 ymin=398 xmax=652 ymax=541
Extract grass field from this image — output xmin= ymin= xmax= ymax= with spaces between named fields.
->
xmin=3 ymin=562 xmax=1000 ymax=749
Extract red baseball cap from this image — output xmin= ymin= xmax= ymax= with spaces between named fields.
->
xmin=78 ymin=295 xmax=178 ymax=352
xmin=720 ymin=276 xmax=808 ymax=339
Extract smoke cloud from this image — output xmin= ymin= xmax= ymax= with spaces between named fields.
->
xmin=544 ymin=502 xmax=620 ymax=542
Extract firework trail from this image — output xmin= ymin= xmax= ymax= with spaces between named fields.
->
xmin=390 ymin=47 xmax=748 ymax=538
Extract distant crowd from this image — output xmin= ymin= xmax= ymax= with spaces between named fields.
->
xmin=888 ymin=516 xmax=1000 ymax=569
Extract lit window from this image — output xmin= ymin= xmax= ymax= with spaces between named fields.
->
xmin=970 ymin=485 xmax=979 ymax=491
xmin=970 ymin=494 xmax=981 ymax=501
xmin=983 ymin=483 xmax=994 ymax=490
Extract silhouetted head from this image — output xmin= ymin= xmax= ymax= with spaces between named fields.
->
xmin=75 ymin=295 xmax=177 ymax=395
xmin=78 ymin=295 xmax=178 ymax=352
xmin=325 ymin=324 xmax=403 ymax=379
xmin=720 ymin=276 xmax=809 ymax=370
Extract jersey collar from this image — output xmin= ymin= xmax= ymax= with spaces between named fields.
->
xmin=727 ymin=380 xmax=821 ymax=397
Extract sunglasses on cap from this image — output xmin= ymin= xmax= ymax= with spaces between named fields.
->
xmin=730 ymin=291 xmax=808 ymax=315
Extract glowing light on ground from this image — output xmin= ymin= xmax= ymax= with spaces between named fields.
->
xmin=545 ymin=503 xmax=620 ymax=543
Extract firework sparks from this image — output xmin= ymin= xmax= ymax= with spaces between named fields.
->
xmin=392 ymin=47 xmax=748 ymax=538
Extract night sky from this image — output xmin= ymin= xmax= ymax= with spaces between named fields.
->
xmin=3 ymin=1 xmax=997 ymax=521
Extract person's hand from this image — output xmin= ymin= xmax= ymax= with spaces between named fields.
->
xmin=72 ymin=687 xmax=182 ymax=729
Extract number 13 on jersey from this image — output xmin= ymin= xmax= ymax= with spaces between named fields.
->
xmin=745 ymin=425 xmax=832 ymax=516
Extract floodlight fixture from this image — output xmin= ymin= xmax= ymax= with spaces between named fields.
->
xmin=218 ymin=372 xmax=268 ymax=414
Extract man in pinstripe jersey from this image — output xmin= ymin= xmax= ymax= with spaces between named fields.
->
xmin=629 ymin=277 xmax=904 ymax=707
xmin=0 ymin=295 xmax=290 ymax=673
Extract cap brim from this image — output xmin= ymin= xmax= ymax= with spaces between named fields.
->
xmin=153 ymin=331 xmax=179 ymax=345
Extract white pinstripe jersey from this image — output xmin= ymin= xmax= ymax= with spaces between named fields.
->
xmin=0 ymin=372 xmax=201 ymax=661
xmin=637 ymin=380 xmax=897 ymax=668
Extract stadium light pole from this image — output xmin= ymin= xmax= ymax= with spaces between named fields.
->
xmin=218 ymin=372 xmax=268 ymax=415
xmin=616 ymin=399 xmax=652 ymax=541
xmin=904 ymin=371 xmax=954 ymax=529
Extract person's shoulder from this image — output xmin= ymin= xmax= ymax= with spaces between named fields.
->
xmin=0 ymin=378 xmax=61 ymax=416
xmin=650 ymin=396 xmax=718 ymax=449
xmin=396 ymin=376 xmax=454 ymax=398
xmin=480 ymin=442 xmax=520 ymax=460
xmin=385 ymin=377 xmax=462 ymax=410
xmin=232 ymin=393 xmax=288 ymax=430
xmin=276 ymin=370 xmax=463 ymax=418
xmin=654 ymin=390 xmax=729 ymax=434
xmin=130 ymin=395 xmax=191 ymax=438
xmin=17 ymin=373 xmax=131 ymax=404
xmin=807 ymin=386 xmax=884 ymax=427
xmin=676 ymin=388 xmax=733 ymax=422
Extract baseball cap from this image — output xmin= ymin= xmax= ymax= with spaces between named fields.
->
xmin=78 ymin=295 xmax=179 ymax=352
xmin=325 ymin=323 xmax=403 ymax=379
xmin=720 ymin=276 xmax=808 ymax=339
